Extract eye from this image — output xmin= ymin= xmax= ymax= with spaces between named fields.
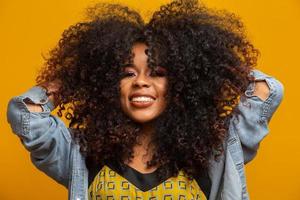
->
xmin=121 ymin=70 xmax=136 ymax=78
xmin=125 ymin=72 xmax=136 ymax=77
xmin=150 ymin=67 xmax=167 ymax=77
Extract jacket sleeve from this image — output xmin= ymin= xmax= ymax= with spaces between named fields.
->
xmin=6 ymin=86 xmax=72 ymax=188
xmin=232 ymin=69 xmax=284 ymax=164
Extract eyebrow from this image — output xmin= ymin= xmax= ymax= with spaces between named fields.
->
xmin=122 ymin=63 xmax=135 ymax=68
xmin=122 ymin=63 xmax=167 ymax=71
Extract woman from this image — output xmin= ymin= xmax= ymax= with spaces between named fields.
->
xmin=6 ymin=0 xmax=284 ymax=199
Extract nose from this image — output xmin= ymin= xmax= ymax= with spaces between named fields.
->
xmin=132 ymin=73 xmax=150 ymax=88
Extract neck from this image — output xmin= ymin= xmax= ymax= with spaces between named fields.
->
xmin=137 ymin=121 xmax=155 ymax=145
xmin=123 ymin=121 xmax=156 ymax=167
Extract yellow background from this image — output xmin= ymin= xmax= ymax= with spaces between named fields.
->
xmin=0 ymin=0 xmax=299 ymax=199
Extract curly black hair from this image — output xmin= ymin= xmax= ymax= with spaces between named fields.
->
xmin=36 ymin=0 xmax=259 ymax=180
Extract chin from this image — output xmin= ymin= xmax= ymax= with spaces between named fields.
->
xmin=129 ymin=114 xmax=157 ymax=124
xmin=131 ymin=117 xmax=154 ymax=124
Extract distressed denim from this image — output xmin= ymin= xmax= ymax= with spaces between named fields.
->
xmin=6 ymin=69 xmax=284 ymax=200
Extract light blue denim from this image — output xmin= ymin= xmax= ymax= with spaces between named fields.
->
xmin=6 ymin=69 xmax=284 ymax=200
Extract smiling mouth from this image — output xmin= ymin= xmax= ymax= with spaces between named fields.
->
xmin=129 ymin=96 xmax=156 ymax=108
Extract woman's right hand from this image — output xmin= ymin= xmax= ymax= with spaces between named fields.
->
xmin=39 ymin=79 xmax=62 ymax=107
xmin=26 ymin=79 xmax=62 ymax=112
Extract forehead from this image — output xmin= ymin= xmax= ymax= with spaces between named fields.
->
xmin=124 ymin=43 xmax=149 ymax=69
xmin=132 ymin=43 xmax=148 ymax=52
xmin=121 ymin=42 xmax=168 ymax=71
xmin=132 ymin=43 xmax=148 ymax=60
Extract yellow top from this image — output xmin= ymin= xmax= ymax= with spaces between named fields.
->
xmin=88 ymin=165 xmax=207 ymax=200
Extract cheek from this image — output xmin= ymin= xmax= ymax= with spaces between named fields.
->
xmin=159 ymin=80 xmax=168 ymax=97
xmin=157 ymin=80 xmax=169 ymax=105
xmin=119 ymin=81 xmax=129 ymax=105
xmin=119 ymin=80 xmax=129 ymax=96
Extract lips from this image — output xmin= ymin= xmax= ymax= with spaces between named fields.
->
xmin=129 ymin=93 xmax=156 ymax=101
xmin=129 ymin=93 xmax=156 ymax=108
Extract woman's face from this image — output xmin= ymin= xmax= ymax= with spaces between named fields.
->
xmin=120 ymin=43 xmax=168 ymax=124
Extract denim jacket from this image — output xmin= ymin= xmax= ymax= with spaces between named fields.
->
xmin=6 ymin=69 xmax=284 ymax=200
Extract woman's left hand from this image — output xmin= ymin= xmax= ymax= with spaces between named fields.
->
xmin=253 ymin=80 xmax=270 ymax=101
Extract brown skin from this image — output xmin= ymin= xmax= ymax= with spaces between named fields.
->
xmin=120 ymin=43 xmax=168 ymax=125
xmin=124 ymin=124 xmax=158 ymax=173
xmin=119 ymin=43 xmax=168 ymax=173
xmin=253 ymin=80 xmax=270 ymax=101
xmin=26 ymin=79 xmax=62 ymax=112
xmin=26 ymin=45 xmax=269 ymax=173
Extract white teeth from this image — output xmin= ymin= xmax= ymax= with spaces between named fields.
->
xmin=131 ymin=96 xmax=155 ymax=102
